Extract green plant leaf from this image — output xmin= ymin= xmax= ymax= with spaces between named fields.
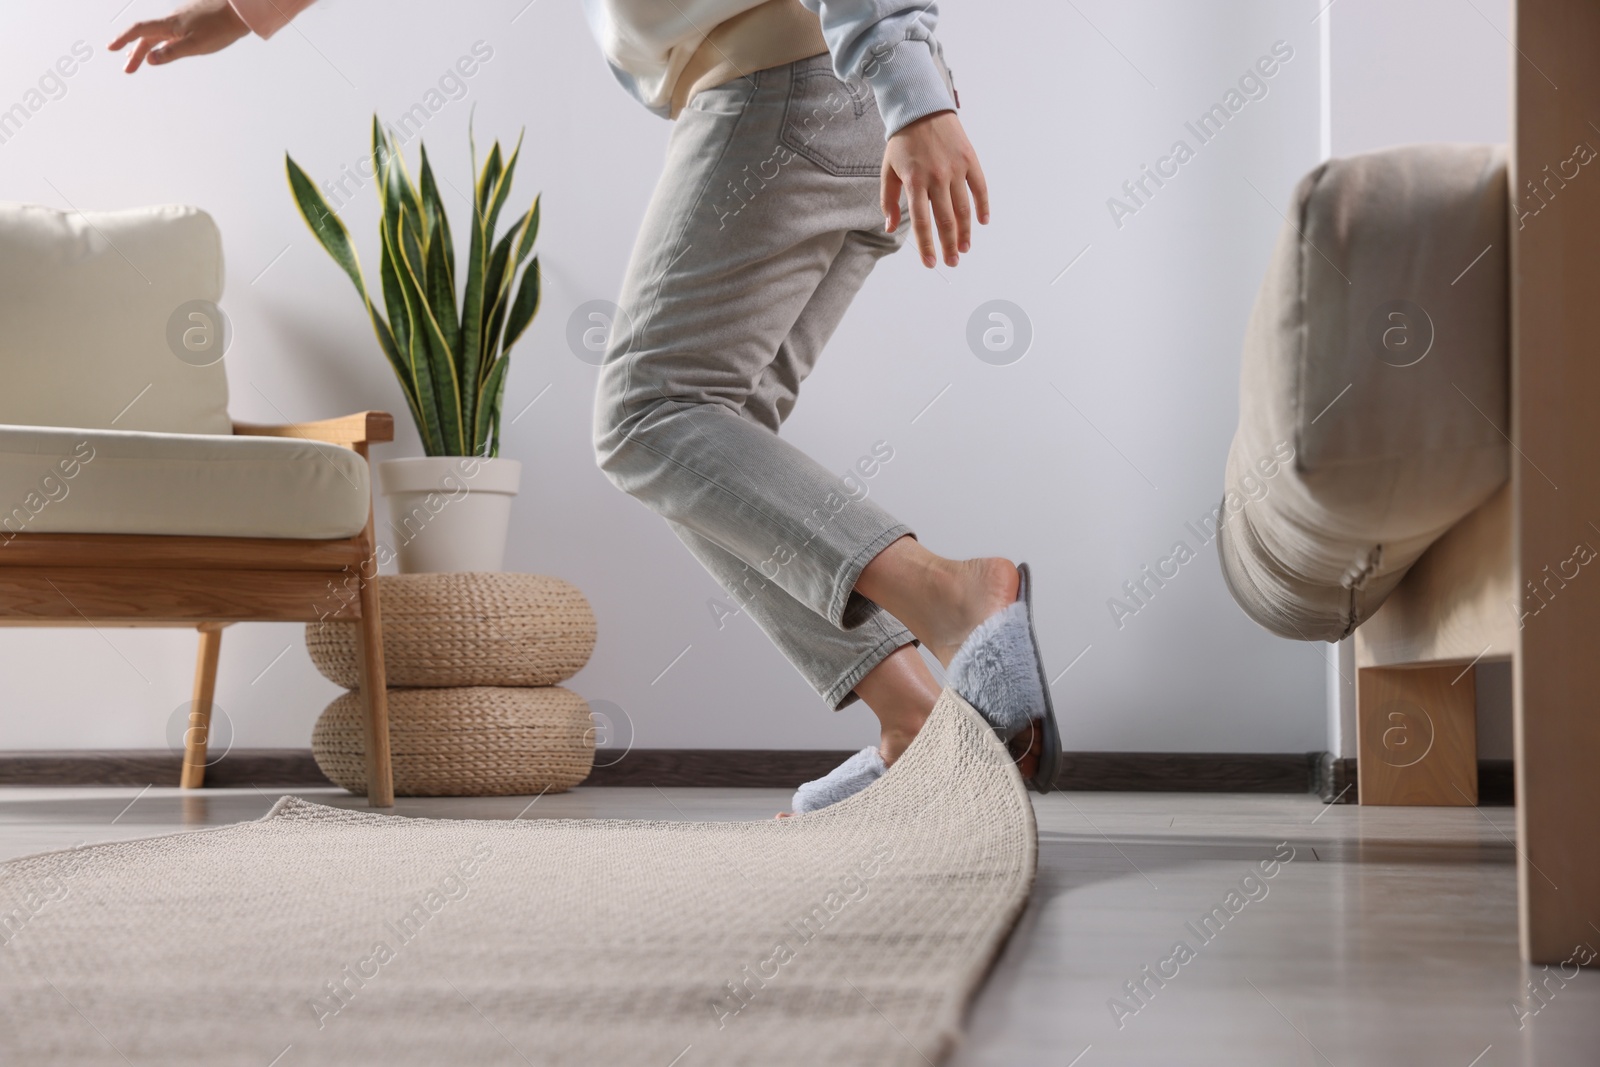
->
xmin=502 ymin=256 xmax=542 ymax=355
xmin=478 ymin=214 xmax=522 ymax=378
xmin=477 ymin=141 xmax=503 ymax=222
xmin=458 ymin=142 xmax=499 ymax=412
xmin=481 ymin=194 xmax=540 ymax=382
xmin=403 ymin=297 xmax=445 ymax=456
xmin=370 ymin=124 xmax=443 ymax=450
xmin=289 ymin=115 xmax=535 ymax=457
xmin=425 ymin=223 xmax=461 ymax=375
xmin=475 ymin=354 xmax=512 ymax=458
xmin=516 ymin=194 xmax=541 ymax=263
xmin=390 ymin=130 xmax=425 ymax=242
xmin=396 ymin=210 xmax=466 ymax=454
xmin=376 ymin=215 xmax=412 ymax=373
xmin=482 ymin=133 xmax=523 ymax=247
xmin=377 ymin=212 xmax=436 ymax=452
xmin=418 ymin=143 xmax=456 ymax=296
xmin=373 ymin=123 xmax=417 ymax=348
xmin=287 ymin=151 xmax=428 ymax=440
xmin=286 ymin=154 xmax=364 ymax=295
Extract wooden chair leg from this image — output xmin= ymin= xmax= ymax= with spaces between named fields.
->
xmin=355 ymin=572 xmax=394 ymax=807
xmin=181 ymin=624 xmax=225 ymax=789
xmin=1356 ymin=664 xmax=1477 ymax=805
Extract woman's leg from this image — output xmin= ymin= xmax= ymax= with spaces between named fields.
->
xmin=667 ymin=519 xmax=914 ymax=714
xmin=594 ymin=55 xmax=1021 ymax=766
xmin=593 ymin=60 xmax=911 ymax=640
xmin=594 ymin=60 xmax=923 ymax=732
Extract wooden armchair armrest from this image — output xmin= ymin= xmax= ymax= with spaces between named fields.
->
xmin=232 ymin=411 xmax=395 ymax=450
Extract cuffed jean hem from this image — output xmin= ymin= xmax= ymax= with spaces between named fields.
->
xmin=828 ymin=523 xmax=915 ymax=629
xmin=823 ymin=623 xmax=918 ymax=710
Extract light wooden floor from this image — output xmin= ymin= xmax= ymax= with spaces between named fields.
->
xmin=1 ymin=786 xmax=1594 ymax=1065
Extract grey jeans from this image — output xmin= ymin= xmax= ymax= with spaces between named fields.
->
xmin=593 ymin=52 xmax=916 ymax=710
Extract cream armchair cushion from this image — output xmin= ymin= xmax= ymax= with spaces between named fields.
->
xmin=0 ymin=202 xmax=232 ymax=435
xmin=1219 ymin=144 xmax=1510 ymax=641
xmin=0 ymin=426 xmax=369 ymax=541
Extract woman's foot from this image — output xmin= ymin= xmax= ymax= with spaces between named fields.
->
xmin=857 ymin=539 xmax=1058 ymax=792
xmin=776 ymin=643 xmax=936 ymax=817
xmin=944 ymin=562 xmax=1060 ymax=792
xmin=783 ymin=746 xmax=887 ymax=817
xmin=855 ymin=538 xmax=1019 ymax=666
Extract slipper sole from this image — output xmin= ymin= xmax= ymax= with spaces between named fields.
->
xmin=1016 ymin=562 xmax=1062 ymax=793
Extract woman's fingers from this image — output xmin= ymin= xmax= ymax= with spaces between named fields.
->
xmin=124 ymin=34 xmax=171 ymax=74
xmin=907 ymin=176 xmax=937 ymax=268
xmin=930 ymin=181 xmax=960 ymax=266
xmin=951 ymin=174 xmax=973 ymax=254
xmin=880 ymin=163 xmax=903 ymax=235
xmin=108 ymin=18 xmax=177 ymax=52
xmin=967 ymin=156 xmax=991 ymax=226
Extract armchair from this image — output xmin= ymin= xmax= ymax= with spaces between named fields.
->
xmin=0 ymin=201 xmax=395 ymax=805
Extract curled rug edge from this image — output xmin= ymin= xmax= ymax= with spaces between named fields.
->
xmin=1 ymin=686 xmax=1039 ymax=1067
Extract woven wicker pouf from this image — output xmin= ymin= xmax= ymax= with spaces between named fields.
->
xmin=313 ymin=685 xmax=595 ymax=797
xmin=305 ymin=572 xmax=596 ymax=689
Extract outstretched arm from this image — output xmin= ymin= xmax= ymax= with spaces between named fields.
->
xmin=109 ymin=0 xmax=315 ymax=72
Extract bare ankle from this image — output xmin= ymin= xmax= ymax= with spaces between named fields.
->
xmin=857 ymin=644 xmax=940 ymax=764
xmin=878 ymin=715 xmax=928 ymax=766
xmin=920 ymin=557 xmax=1018 ymax=665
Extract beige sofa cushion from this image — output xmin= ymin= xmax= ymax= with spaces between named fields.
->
xmin=1219 ymin=144 xmax=1509 ymax=641
xmin=0 ymin=203 xmax=232 ymax=435
xmin=0 ymin=425 xmax=369 ymax=540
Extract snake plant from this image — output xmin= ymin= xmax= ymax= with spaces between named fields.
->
xmin=286 ymin=117 xmax=541 ymax=457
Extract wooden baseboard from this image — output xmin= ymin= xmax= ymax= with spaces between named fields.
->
xmin=0 ymin=748 xmax=1363 ymax=793
xmin=0 ymin=750 xmax=332 ymax=789
xmin=1317 ymin=754 xmax=1357 ymax=804
xmin=1057 ymin=752 xmax=1319 ymax=793
xmin=1316 ymin=756 xmax=1513 ymax=805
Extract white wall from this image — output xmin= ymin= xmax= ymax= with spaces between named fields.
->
xmin=0 ymin=1 xmax=1332 ymax=756
xmin=1322 ymin=0 xmax=1511 ymax=758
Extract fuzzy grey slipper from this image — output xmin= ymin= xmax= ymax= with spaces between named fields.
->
xmin=790 ymin=746 xmax=886 ymax=815
xmin=945 ymin=562 xmax=1061 ymax=793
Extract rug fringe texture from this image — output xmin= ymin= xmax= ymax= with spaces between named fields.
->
xmin=0 ymin=688 xmax=1037 ymax=1065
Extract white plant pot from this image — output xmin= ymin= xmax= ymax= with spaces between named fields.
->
xmin=377 ymin=456 xmax=522 ymax=574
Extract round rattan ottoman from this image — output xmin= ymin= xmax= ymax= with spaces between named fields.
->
xmin=306 ymin=572 xmax=598 ymax=797
xmin=306 ymin=572 xmax=596 ymax=688
xmin=313 ymin=686 xmax=595 ymax=797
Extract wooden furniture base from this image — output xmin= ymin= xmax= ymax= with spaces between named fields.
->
xmin=0 ymin=411 xmax=396 ymax=807
xmin=180 ymin=622 xmax=227 ymax=789
xmin=1356 ymin=665 xmax=1478 ymax=805
xmin=1355 ymin=486 xmax=1508 ymax=806
xmin=1349 ymin=0 xmax=1600 ymax=964
xmin=1511 ymin=0 xmax=1600 ymax=967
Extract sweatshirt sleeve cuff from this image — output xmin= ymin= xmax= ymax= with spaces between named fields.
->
xmin=228 ymin=0 xmax=310 ymax=39
xmin=865 ymin=37 xmax=958 ymax=139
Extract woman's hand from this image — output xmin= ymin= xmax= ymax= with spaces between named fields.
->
xmin=881 ymin=110 xmax=990 ymax=269
xmin=109 ymin=0 xmax=250 ymax=73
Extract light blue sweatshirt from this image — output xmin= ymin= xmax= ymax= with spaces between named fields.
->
xmin=578 ymin=0 xmax=957 ymax=137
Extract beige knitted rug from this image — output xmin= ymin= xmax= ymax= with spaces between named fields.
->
xmin=0 ymin=689 xmax=1036 ymax=1066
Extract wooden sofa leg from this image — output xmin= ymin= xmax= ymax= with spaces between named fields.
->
xmin=356 ymin=572 xmax=394 ymax=807
xmin=1357 ymin=665 xmax=1478 ymax=805
xmin=181 ymin=624 xmax=225 ymax=789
